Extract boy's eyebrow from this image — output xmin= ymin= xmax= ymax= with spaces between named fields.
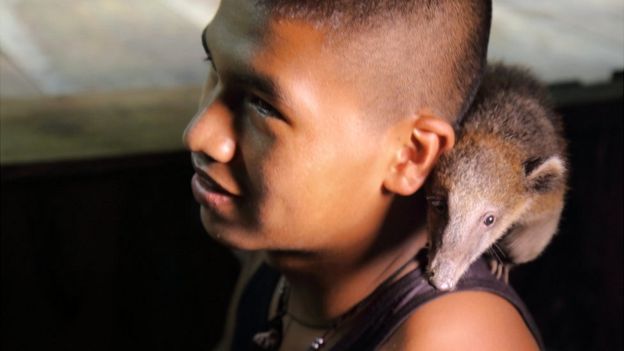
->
xmin=201 ymin=26 xmax=212 ymax=59
xmin=235 ymin=71 xmax=288 ymax=107
xmin=201 ymin=27 xmax=288 ymax=108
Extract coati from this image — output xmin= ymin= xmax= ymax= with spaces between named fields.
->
xmin=425 ymin=63 xmax=568 ymax=291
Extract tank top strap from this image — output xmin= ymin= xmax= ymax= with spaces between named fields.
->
xmin=331 ymin=255 xmax=545 ymax=351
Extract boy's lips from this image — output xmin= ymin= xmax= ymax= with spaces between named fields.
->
xmin=192 ymin=167 xmax=238 ymax=197
xmin=190 ymin=156 xmax=242 ymax=212
xmin=190 ymin=152 xmax=241 ymax=197
xmin=191 ymin=172 xmax=237 ymax=213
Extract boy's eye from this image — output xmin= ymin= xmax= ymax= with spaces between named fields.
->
xmin=248 ymin=95 xmax=282 ymax=119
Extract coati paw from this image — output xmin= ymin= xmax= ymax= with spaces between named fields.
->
xmin=487 ymin=258 xmax=511 ymax=284
xmin=502 ymin=265 xmax=510 ymax=284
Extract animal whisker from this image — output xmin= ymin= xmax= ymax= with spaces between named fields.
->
xmin=487 ymin=246 xmax=502 ymax=265
xmin=493 ymin=242 xmax=507 ymax=262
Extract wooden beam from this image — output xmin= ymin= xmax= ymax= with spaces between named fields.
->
xmin=1 ymin=87 xmax=201 ymax=164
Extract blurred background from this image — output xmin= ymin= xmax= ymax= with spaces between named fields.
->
xmin=1 ymin=1 xmax=622 ymax=350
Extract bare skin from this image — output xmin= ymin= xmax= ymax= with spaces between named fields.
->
xmin=379 ymin=291 xmax=540 ymax=351
xmin=184 ymin=1 xmax=540 ymax=350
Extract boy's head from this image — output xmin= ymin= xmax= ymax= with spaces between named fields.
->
xmin=184 ymin=0 xmax=492 ymax=257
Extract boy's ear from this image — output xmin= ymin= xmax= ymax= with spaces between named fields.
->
xmin=383 ymin=111 xmax=455 ymax=196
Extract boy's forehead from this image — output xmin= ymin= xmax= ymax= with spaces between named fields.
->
xmin=204 ymin=1 xmax=353 ymax=101
xmin=204 ymin=0 xmax=267 ymax=64
xmin=205 ymin=2 xmax=322 ymax=78
xmin=205 ymin=0 xmax=333 ymax=58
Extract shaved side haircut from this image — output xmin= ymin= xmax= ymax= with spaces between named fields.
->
xmin=256 ymin=0 xmax=492 ymax=127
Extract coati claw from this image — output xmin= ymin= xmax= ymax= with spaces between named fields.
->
xmin=487 ymin=257 xmax=511 ymax=283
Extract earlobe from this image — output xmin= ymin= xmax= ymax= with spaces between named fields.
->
xmin=383 ymin=112 xmax=455 ymax=196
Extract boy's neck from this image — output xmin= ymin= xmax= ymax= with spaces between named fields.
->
xmin=266 ymin=223 xmax=428 ymax=327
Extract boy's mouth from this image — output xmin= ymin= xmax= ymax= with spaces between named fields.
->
xmin=190 ymin=152 xmax=242 ymax=197
xmin=193 ymin=167 xmax=237 ymax=197
xmin=190 ymin=155 xmax=242 ymax=213
xmin=191 ymin=172 xmax=237 ymax=213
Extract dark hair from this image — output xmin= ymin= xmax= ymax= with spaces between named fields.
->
xmin=257 ymin=0 xmax=492 ymax=126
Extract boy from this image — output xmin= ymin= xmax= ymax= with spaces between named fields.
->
xmin=184 ymin=0 xmax=542 ymax=349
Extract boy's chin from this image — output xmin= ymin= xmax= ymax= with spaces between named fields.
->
xmin=203 ymin=226 xmax=259 ymax=251
xmin=199 ymin=210 xmax=317 ymax=255
xmin=201 ymin=217 xmax=268 ymax=252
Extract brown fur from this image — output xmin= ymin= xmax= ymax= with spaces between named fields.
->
xmin=425 ymin=63 xmax=568 ymax=291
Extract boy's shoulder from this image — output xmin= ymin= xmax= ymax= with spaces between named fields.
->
xmin=379 ymin=290 xmax=540 ymax=351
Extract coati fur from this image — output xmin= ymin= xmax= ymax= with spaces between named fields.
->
xmin=425 ymin=63 xmax=568 ymax=291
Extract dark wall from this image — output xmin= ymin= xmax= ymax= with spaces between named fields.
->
xmin=1 ymin=153 xmax=239 ymax=350
xmin=511 ymin=91 xmax=623 ymax=351
xmin=1 ymin=86 xmax=622 ymax=351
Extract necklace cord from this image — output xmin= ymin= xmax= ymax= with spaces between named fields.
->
xmin=255 ymin=256 xmax=418 ymax=350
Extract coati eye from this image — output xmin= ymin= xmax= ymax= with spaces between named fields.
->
xmin=427 ymin=197 xmax=447 ymax=213
xmin=484 ymin=215 xmax=495 ymax=226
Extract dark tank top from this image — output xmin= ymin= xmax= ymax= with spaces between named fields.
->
xmin=231 ymin=251 xmax=544 ymax=351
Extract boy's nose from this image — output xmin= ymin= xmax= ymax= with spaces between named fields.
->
xmin=183 ymin=100 xmax=237 ymax=163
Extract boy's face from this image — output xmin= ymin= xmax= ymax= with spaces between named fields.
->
xmin=184 ymin=0 xmax=400 ymax=255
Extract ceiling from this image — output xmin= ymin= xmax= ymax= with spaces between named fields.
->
xmin=1 ymin=0 xmax=622 ymax=98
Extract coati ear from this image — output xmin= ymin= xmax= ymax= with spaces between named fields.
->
xmin=525 ymin=155 xmax=566 ymax=192
xmin=383 ymin=112 xmax=455 ymax=196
